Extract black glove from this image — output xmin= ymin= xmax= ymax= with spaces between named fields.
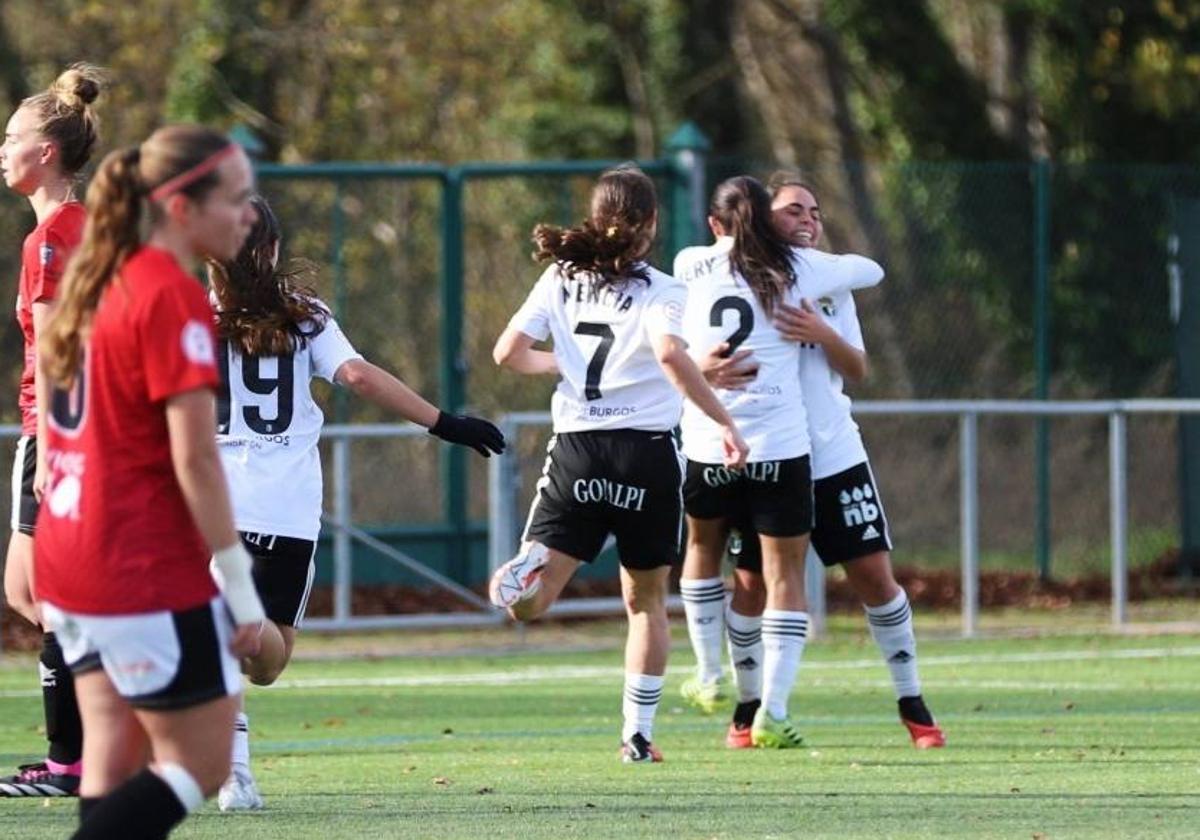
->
xmin=429 ymin=411 xmax=506 ymax=457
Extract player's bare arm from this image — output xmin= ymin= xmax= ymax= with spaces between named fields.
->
xmin=493 ymin=326 xmax=560 ymax=375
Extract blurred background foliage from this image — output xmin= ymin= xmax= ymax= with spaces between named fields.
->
xmin=0 ymin=0 xmax=1193 ymax=407
xmin=0 ymin=1 xmax=1196 ymax=578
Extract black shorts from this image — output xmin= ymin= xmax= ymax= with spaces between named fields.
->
xmin=9 ymin=435 xmax=38 ymax=536
xmin=523 ymin=430 xmax=683 ymax=570
xmin=241 ymin=531 xmax=317 ymax=628
xmin=732 ymin=461 xmax=892 ymax=571
xmin=44 ymin=598 xmax=242 ymax=711
xmin=684 ymin=456 xmax=813 ymax=538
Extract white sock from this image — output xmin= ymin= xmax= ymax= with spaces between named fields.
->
xmin=155 ymin=762 xmax=204 ymax=813
xmin=866 ymin=590 xmax=921 ymax=698
xmin=725 ymin=607 xmax=763 ymax=703
xmin=761 ymin=609 xmax=809 ymax=720
xmin=680 ymin=577 xmax=727 ymax=683
xmin=621 ymin=673 xmax=664 ymax=742
xmin=231 ymin=712 xmax=250 ymax=769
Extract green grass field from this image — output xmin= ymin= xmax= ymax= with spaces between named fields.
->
xmin=1 ymin=618 xmax=1198 ymax=839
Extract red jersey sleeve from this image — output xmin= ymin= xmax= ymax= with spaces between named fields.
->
xmin=29 ymin=204 xmax=85 ymax=304
xmin=139 ymin=280 xmax=220 ymax=403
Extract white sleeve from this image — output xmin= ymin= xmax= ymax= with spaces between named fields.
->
xmin=507 ymin=270 xmax=553 ymax=342
xmin=309 ymin=315 xmax=363 ymax=382
xmin=643 ymin=281 xmax=688 ymax=341
xmin=795 ymin=250 xmax=884 ymax=299
xmin=835 ymin=292 xmax=865 ymax=352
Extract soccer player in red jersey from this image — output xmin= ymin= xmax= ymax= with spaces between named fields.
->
xmin=35 ymin=125 xmax=265 ymax=839
xmin=0 ymin=63 xmax=105 ymax=798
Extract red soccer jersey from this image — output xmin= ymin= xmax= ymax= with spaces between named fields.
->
xmin=35 ymin=246 xmax=221 ymax=615
xmin=15 ymin=201 xmax=86 ymax=436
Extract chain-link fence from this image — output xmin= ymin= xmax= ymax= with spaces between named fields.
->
xmin=0 ymin=157 xmax=1192 ymax=607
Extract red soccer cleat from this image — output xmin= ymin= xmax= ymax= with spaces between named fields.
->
xmin=725 ymin=721 xmax=753 ymax=749
xmin=902 ymin=717 xmax=946 ymax=749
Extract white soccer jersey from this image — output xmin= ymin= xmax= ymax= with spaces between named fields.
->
xmin=216 ymin=308 xmax=361 ymax=540
xmin=508 ymin=262 xmax=687 ymax=433
xmin=800 ymin=289 xmax=870 ymax=479
xmin=675 ymin=238 xmax=883 ymax=464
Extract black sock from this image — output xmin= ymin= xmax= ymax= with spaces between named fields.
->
xmin=733 ymin=699 xmax=761 ymax=727
xmin=899 ymin=695 xmax=935 ymax=727
xmin=78 ymin=797 xmax=101 ymax=822
xmin=41 ymin=632 xmax=83 ymax=766
xmin=71 ymin=770 xmax=187 ymax=840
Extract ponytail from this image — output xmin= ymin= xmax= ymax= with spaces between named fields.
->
xmin=710 ymin=176 xmax=795 ymax=316
xmin=43 ymin=146 xmax=143 ymax=385
xmin=532 ymin=165 xmax=657 ymax=290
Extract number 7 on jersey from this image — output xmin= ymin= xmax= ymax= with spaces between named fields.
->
xmin=574 ymin=321 xmax=615 ymax=401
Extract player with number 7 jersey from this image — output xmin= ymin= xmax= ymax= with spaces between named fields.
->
xmin=490 ymin=165 xmax=748 ymax=765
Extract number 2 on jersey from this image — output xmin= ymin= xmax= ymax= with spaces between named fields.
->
xmin=710 ymin=296 xmax=754 ymax=356
xmin=574 ymin=322 xmax=615 ymax=401
xmin=217 ymin=340 xmax=295 ymax=434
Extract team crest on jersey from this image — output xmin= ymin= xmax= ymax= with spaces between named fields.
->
xmin=181 ymin=320 xmax=215 ymax=365
xmin=39 ymin=243 xmax=54 ymax=266
xmin=818 ymin=296 xmax=836 ymax=317
xmin=663 ymin=297 xmax=684 ymax=324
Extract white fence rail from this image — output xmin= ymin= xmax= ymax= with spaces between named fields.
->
xmin=489 ymin=400 xmax=1200 ymax=637
xmin=3 ymin=399 xmax=1195 ymax=641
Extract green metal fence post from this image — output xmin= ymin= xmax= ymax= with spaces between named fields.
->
xmin=1033 ymin=157 xmax=1052 ymax=580
xmin=440 ymin=169 xmax=468 ymax=581
xmin=665 ymin=122 xmax=712 ymax=255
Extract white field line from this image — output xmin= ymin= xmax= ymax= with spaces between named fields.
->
xmin=0 ymin=644 xmax=1195 ymax=698
xmin=270 ymin=644 xmax=1200 ymax=689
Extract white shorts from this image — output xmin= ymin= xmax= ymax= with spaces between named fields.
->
xmin=41 ymin=597 xmax=242 ymax=710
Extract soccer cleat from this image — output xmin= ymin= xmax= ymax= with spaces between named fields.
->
xmin=899 ymin=695 xmax=945 ymax=749
xmin=725 ymin=721 xmax=753 ymax=749
xmin=902 ymin=717 xmax=946 ymax=749
xmin=726 ymin=699 xmax=760 ymax=749
xmin=488 ymin=543 xmax=549 ymax=609
xmin=750 ymin=708 xmax=804 ymax=749
xmin=217 ymin=766 xmax=264 ymax=811
xmin=620 ymin=732 xmax=663 ymax=764
xmin=0 ymin=762 xmax=79 ymax=797
xmin=679 ymin=675 xmax=728 ymax=714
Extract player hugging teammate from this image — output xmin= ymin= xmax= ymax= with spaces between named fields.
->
xmin=675 ymin=172 xmax=946 ymax=750
xmin=491 ymin=167 xmax=942 ymax=759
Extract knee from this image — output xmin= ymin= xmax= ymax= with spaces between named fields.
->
xmin=847 ymin=559 xmax=903 ymax=607
xmin=731 ymin=579 xmax=766 ymax=615
xmin=242 ymin=648 xmax=288 ymax=686
xmin=861 ymin=582 xmax=903 ymax=608
xmin=245 ymin=664 xmax=282 ymax=687
xmin=623 ymin=584 xmax=666 ymax=618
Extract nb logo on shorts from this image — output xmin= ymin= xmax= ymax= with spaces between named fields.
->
xmin=839 ymin=483 xmax=879 ymax=527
